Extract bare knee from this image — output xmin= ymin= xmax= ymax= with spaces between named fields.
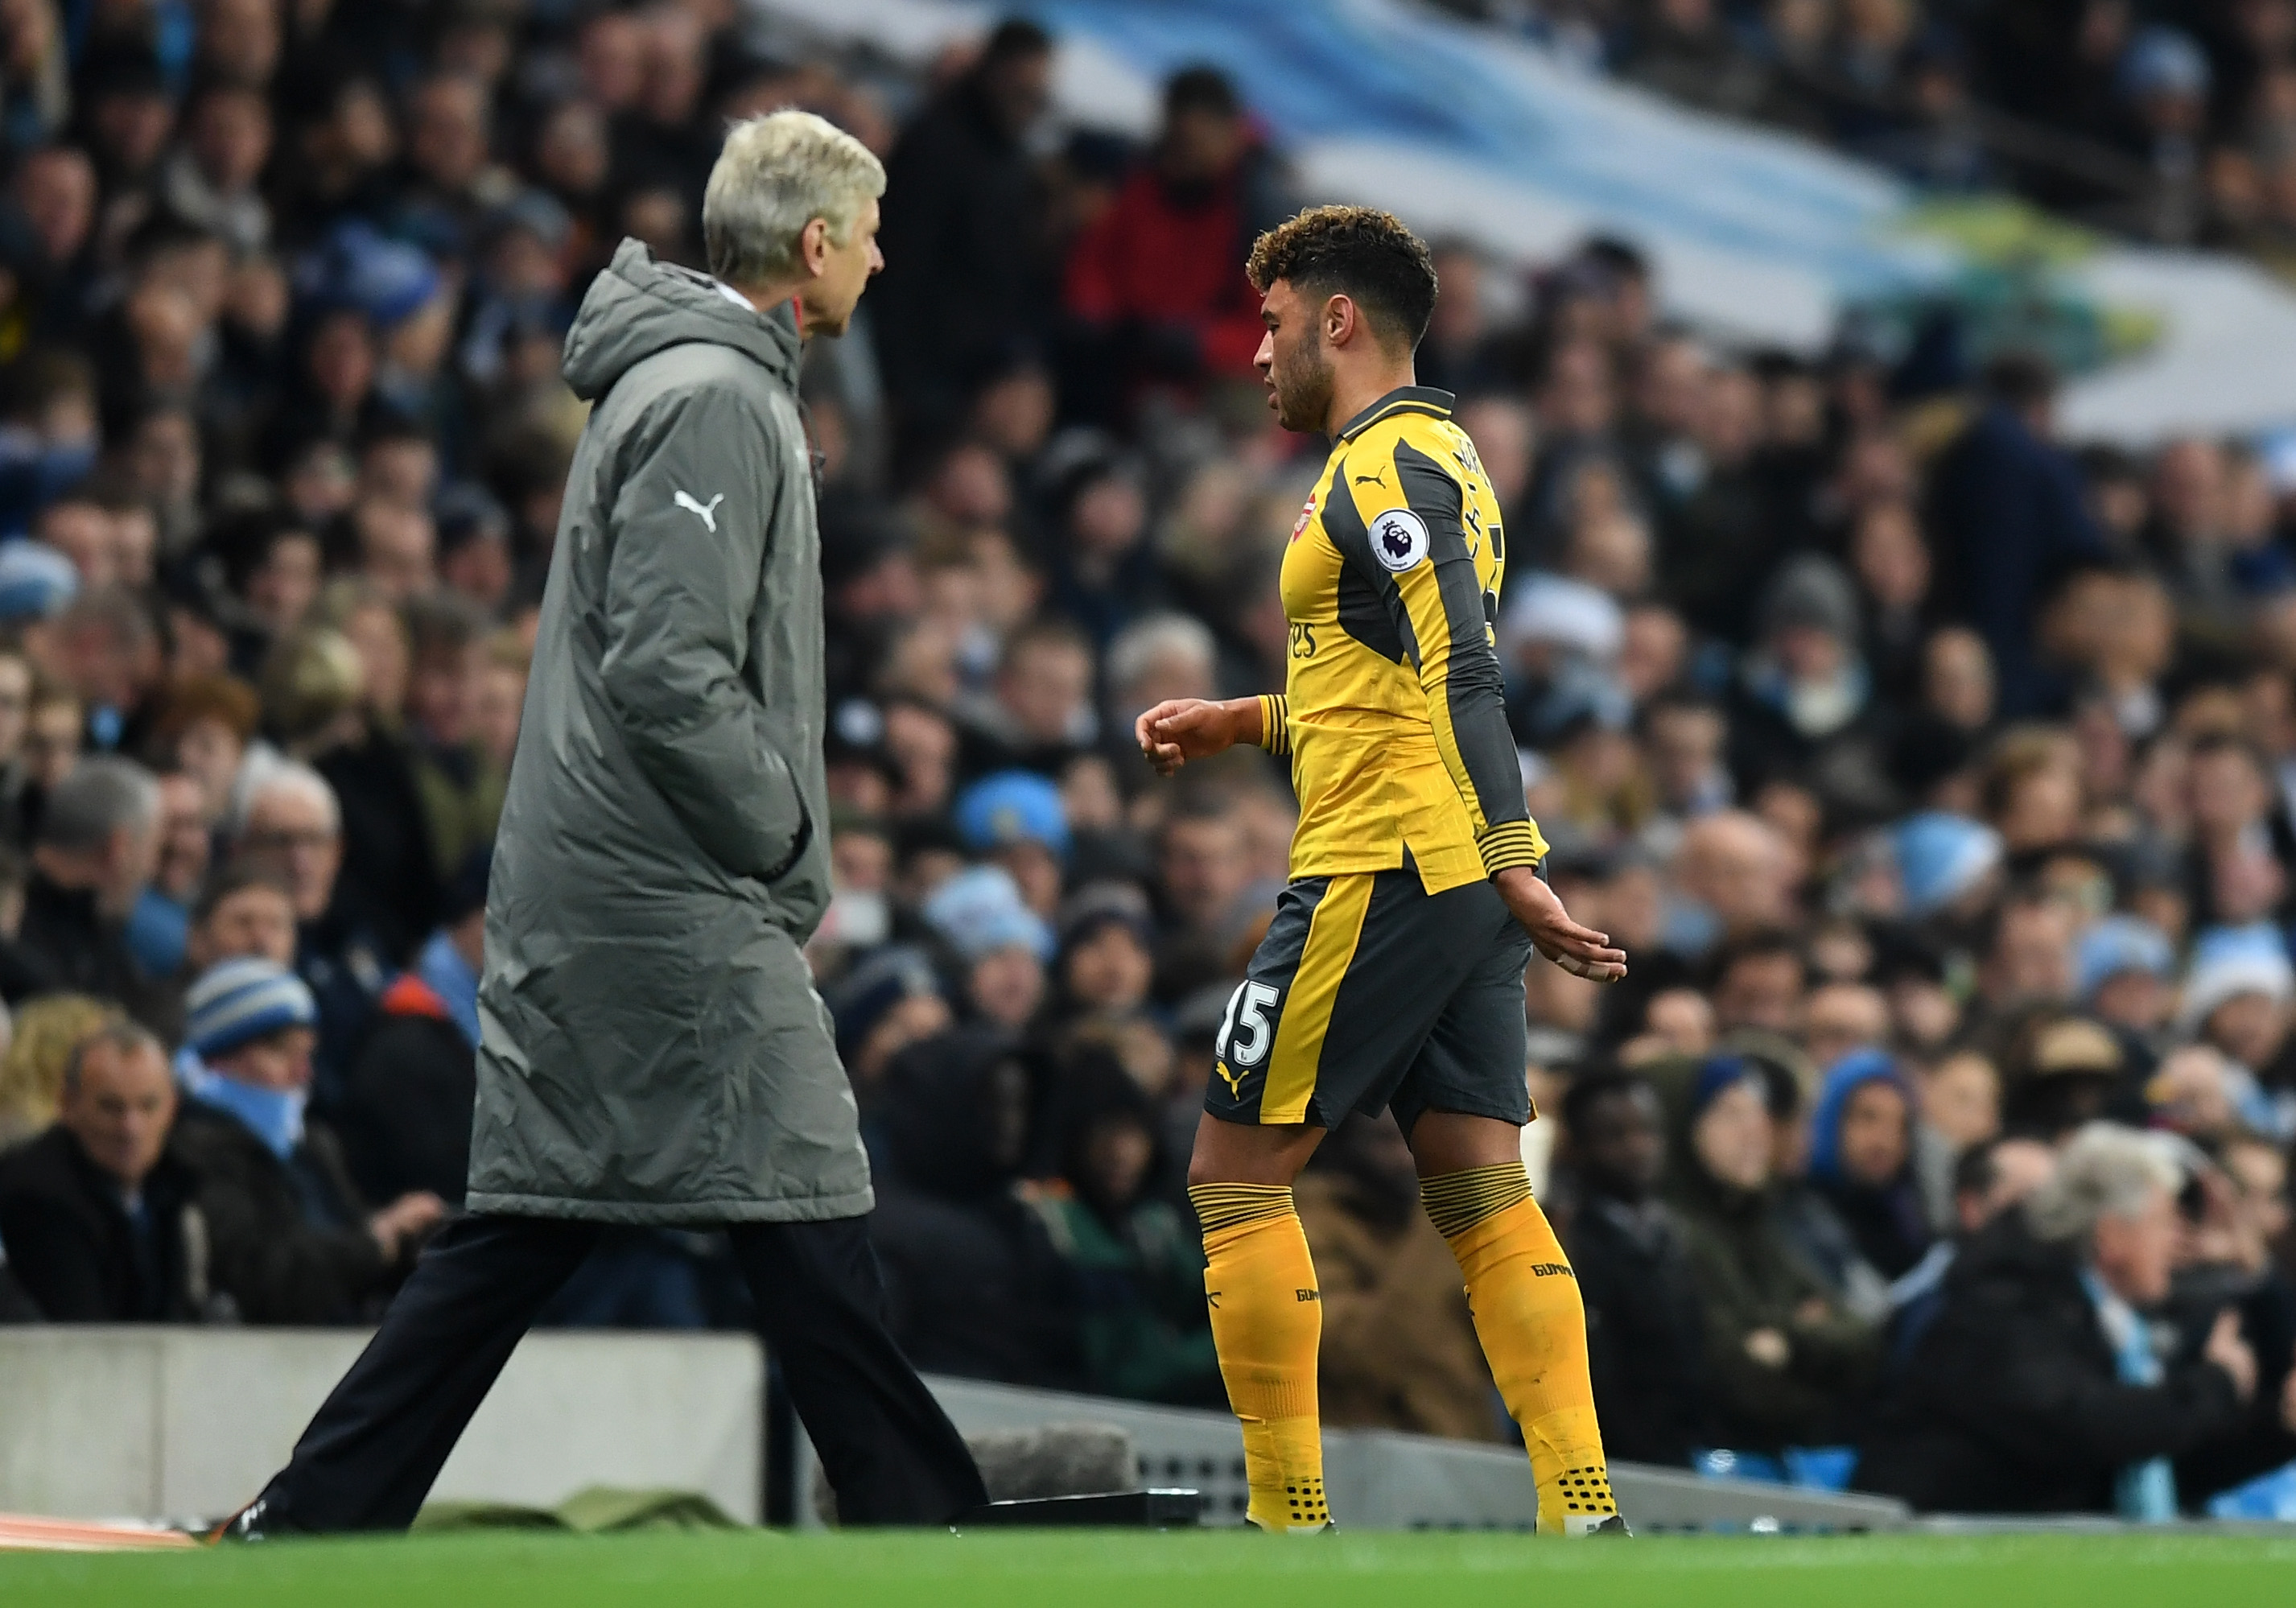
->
xmin=1408 ymin=1111 xmax=1527 ymax=1177
xmin=1187 ymin=1111 xmax=1323 ymax=1187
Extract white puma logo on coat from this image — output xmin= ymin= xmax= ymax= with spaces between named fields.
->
xmin=674 ymin=490 xmax=725 ymax=531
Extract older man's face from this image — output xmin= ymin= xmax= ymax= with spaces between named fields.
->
xmin=61 ymin=1040 xmax=175 ymax=1189
xmin=803 ymin=195 xmax=881 ymax=338
xmin=239 ymin=790 xmax=341 ymax=921
xmin=2094 ymin=1185 xmax=2180 ymax=1307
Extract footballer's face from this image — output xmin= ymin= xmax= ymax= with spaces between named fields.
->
xmin=1255 ymin=278 xmax=1334 ymax=434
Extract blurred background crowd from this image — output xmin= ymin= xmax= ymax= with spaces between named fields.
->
xmin=1449 ymin=0 xmax=2296 ymax=256
xmin=0 ymin=0 xmax=2292 ymax=1521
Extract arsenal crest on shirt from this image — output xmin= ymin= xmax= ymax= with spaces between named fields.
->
xmin=1290 ymin=493 xmax=1317 ymax=542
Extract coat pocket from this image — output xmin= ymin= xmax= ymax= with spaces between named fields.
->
xmin=480 ymin=934 xmax=724 ymax=1204
xmin=758 ymin=790 xmax=814 ymax=884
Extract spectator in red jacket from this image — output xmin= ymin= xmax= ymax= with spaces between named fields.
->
xmin=1060 ymin=65 xmax=1292 ymax=422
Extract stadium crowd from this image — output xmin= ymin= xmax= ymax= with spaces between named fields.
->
xmin=0 ymin=0 xmax=2292 ymax=1520
xmin=1445 ymin=0 xmax=2296 ymax=258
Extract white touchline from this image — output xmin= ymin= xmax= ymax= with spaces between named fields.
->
xmin=674 ymin=489 xmax=725 ymax=531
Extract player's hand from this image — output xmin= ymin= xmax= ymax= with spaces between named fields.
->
xmin=1494 ymin=866 xmax=1626 ymax=982
xmin=1136 ymin=699 xmax=1247 ymax=776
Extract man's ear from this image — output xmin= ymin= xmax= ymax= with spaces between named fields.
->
xmin=802 ymin=216 xmax=832 ymax=278
xmin=1323 ymin=293 xmax=1356 ymax=348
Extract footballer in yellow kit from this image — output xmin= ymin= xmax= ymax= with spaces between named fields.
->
xmin=1136 ymin=205 xmax=1628 ymax=1537
xmin=1206 ymin=382 xmax=1541 ymax=1133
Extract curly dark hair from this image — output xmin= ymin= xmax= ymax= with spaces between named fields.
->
xmin=1244 ymin=204 xmax=1438 ymax=352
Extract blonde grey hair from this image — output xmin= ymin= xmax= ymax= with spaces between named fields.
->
xmin=235 ymin=756 xmax=342 ymax=841
xmin=1107 ymin=612 xmax=1218 ymax=696
xmin=2024 ymin=1122 xmax=2181 ymax=1244
xmin=39 ymin=757 xmax=161 ymax=853
xmin=703 ymin=110 xmax=886 ymax=286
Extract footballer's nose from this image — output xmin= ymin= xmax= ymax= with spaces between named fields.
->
xmin=1254 ymin=330 xmax=1275 ymax=376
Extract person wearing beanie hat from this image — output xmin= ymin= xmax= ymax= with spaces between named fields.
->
xmin=338 ymin=848 xmax=493 ymax=1206
xmin=925 ymin=863 xmax=1054 ymax=961
xmin=2179 ymin=933 xmax=2296 ymax=1134
xmin=1732 ymin=555 xmax=1888 ymax=816
xmin=1761 ymin=555 xmax=1864 ymax=646
xmin=1050 ymin=880 xmax=1156 ymax=1023
xmin=302 ymin=221 xmax=443 ymax=329
xmin=0 ymin=541 xmax=79 ymax=625
xmin=1043 ymin=880 xmax=1169 ymax=1119
xmin=2178 ymin=928 xmax=2294 ymax=1033
xmin=1498 ymin=571 xmax=1624 ymax=670
xmin=171 ymin=957 xmax=447 ymax=1325
xmin=1892 ymin=811 xmax=2003 ymax=919
xmin=924 ymin=864 xmax=1053 ymax=1031
xmin=829 ymin=943 xmax=951 ymax=1103
xmin=2001 ymin=1015 xmax=2129 ymax=1140
xmin=954 ymin=769 xmax=1069 ymax=917
xmin=2076 ymin=915 xmax=2175 ymax=1037
xmin=184 ymin=955 xmax=319 ymax=1078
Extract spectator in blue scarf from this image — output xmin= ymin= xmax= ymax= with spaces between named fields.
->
xmin=171 ymin=955 xmax=443 ymax=1323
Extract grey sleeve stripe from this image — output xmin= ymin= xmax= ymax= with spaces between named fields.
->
xmin=1393 ymin=440 xmax=1527 ymax=831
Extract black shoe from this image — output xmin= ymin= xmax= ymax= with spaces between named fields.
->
xmin=1591 ymin=1514 xmax=1632 ymax=1536
xmin=207 ymin=1498 xmax=295 ymax=1544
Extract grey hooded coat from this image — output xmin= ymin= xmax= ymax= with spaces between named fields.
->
xmin=464 ymin=240 xmax=869 ymax=1223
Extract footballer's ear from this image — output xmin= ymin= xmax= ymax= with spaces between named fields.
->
xmin=1323 ymin=292 xmax=1358 ymax=346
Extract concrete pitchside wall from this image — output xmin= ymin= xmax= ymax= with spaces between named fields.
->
xmin=0 ymin=1328 xmax=1904 ymax=1532
xmin=0 ymin=1327 xmax=763 ymax=1524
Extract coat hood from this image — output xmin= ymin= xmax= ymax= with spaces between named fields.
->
xmin=1807 ymin=1049 xmax=1913 ymax=1188
xmin=559 ymin=238 xmax=801 ymax=402
xmin=1659 ymin=1053 xmax=1771 ymax=1219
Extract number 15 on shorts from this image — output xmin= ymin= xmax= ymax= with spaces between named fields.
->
xmin=1218 ymin=981 xmax=1280 ymax=1072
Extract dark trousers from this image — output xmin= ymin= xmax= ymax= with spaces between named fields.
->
xmin=259 ymin=1214 xmax=986 ymax=1530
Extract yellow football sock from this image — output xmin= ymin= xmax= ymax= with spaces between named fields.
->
xmin=1189 ymin=1182 xmax=1328 ymax=1532
xmin=1425 ymin=1162 xmax=1617 ymax=1536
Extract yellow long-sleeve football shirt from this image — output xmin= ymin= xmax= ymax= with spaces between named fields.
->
xmin=1255 ymin=385 xmax=1546 ymax=893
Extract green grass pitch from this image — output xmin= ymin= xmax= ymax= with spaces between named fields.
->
xmin=6 ymin=1529 xmax=2296 ymax=1608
